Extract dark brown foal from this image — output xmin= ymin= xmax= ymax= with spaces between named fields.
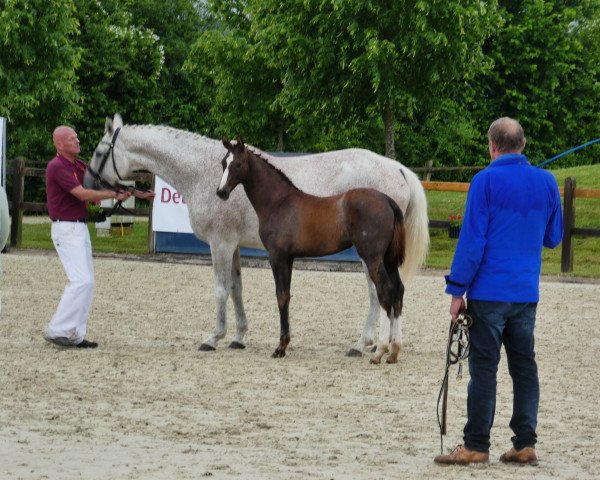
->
xmin=217 ymin=137 xmax=406 ymax=363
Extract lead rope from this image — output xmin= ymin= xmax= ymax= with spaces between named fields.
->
xmin=436 ymin=313 xmax=472 ymax=454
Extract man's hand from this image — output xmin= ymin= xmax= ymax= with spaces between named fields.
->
xmin=131 ymin=189 xmax=155 ymax=200
xmin=115 ymin=190 xmax=132 ymax=202
xmin=449 ymin=296 xmax=466 ymax=322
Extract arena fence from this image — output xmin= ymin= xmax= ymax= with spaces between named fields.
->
xmin=6 ymin=158 xmax=600 ymax=273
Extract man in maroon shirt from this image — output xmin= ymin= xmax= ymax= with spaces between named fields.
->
xmin=44 ymin=125 xmax=147 ymax=348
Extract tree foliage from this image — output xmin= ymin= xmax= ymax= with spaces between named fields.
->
xmin=0 ymin=0 xmax=598 ymax=175
xmin=0 ymin=0 xmax=81 ymax=157
xmin=245 ymin=0 xmax=500 ymax=158
xmin=472 ymin=0 xmax=600 ymax=165
xmin=71 ymin=0 xmax=164 ymax=156
xmin=187 ymin=1 xmax=288 ymax=150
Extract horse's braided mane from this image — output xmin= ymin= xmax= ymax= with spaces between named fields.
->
xmin=246 ymin=145 xmax=300 ymax=191
xmin=126 ymin=124 xmax=300 ymax=190
xmin=128 ymin=124 xmax=216 ymax=144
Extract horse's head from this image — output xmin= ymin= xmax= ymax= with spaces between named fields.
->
xmin=83 ymin=113 xmax=131 ymax=190
xmin=217 ymin=136 xmax=251 ymax=200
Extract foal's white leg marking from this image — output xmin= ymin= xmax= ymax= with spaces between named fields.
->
xmin=230 ymin=247 xmax=248 ymax=347
xmin=370 ymin=307 xmax=390 ymax=364
xmin=387 ymin=314 xmax=402 ymax=364
xmin=348 ymin=262 xmax=379 ymax=355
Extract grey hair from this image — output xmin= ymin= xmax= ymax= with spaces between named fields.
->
xmin=487 ymin=117 xmax=526 ymax=153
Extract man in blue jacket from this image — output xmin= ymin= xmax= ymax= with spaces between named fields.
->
xmin=434 ymin=117 xmax=563 ymax=466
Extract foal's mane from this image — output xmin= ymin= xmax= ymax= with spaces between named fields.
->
xmin=245 ymin=145 xmax=300 ymax=192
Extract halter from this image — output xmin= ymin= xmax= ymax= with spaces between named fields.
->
xmin=85 ymin=126 xmax=149 ymax=218
xmin=436 ymin=312 xmax=472 ymax=454
xmin=87 ymin=127 xmax=127 ymax=191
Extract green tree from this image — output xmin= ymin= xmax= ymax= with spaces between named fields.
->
xmin=0 ymin=0 xmax=81 ymax=160
xmin=124 ymin=0 xmax=214 ymax=132
xmin=247 ymin=0 xmax=499 ymax=159
xmin=72 ymin=0 xmax=164 ymax=155
xmin=187 ymin=1 xmax=289 ymax=150
xmin=473 ymin=0 xmax=600 ymax=166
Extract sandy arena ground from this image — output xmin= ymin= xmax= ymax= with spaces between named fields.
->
xmin=1 ymin=250 xmax=599 ymax=480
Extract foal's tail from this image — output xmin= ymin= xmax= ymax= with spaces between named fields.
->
xmin=385 ymin=197 xmax=406 ymax=269
xmin=398 ymin=165 xmax=429 ymax=282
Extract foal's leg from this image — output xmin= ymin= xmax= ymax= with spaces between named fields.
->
xmin=385 ymin=266 xmax=405 ymax=364
xmin=269 ymin=254 xmax=294 ymax=358
xmin=370 ymin=307 xmax=391 ymax=365
xmin=347 ymin=260 xmax=378 ymax=357
xmin=386 ymin=313 xmax=402 ymax=364
xmin=199 ymin=241 xmax=238 ymax=351
xmin=229 ymin=247 xmax=249 ymax=349
xmin=362 ymin=259 xmax=397 ymax=364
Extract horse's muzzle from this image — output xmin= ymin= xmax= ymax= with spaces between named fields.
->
xmin=216 ymin=188 xmax=230 ymax=200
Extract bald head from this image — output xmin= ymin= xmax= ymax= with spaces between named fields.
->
xmin=53 ymin=125 xmax=80 ymax=161
xmin=487 ymin=117 xmax=526 ymax=158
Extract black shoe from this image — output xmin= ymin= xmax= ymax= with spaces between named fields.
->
xmin=76 ymin=339 xmax=98 ymax=349
xmin=44 ymin=336 xmax=76 ymax=347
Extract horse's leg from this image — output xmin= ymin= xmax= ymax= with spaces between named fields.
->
xmin=370 ymin=307 xmax=391 ymax=365
xmin=361 ymin=259 xmax=396 ymax=364
xmin=269 ymin=254 xmax=293 ymax=358
xmin=199 ymin=242 xmax=237 ymax=351
xmin=385 ymin=266 xmax=405 ymax=364
xmin=346 ymin=260 xmax=378 ymax=357
xmin=229 ymin=247 xmax=248 ymax=349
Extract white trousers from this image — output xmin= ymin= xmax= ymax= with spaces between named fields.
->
xmin=46 ymin=222 xmax=95 ymax=344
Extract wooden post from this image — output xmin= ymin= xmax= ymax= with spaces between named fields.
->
xmin=424 ymin=160 xmax=433 ymax=181
xmin=561 ymin=177 xmax=575 ymax=273
xmin=10 ymin=157 xmax=24 ymax=248
xmin=146 ymin=175 xmax=155 ymax=253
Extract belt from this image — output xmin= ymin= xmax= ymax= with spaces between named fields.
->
xmin=51 ymin=219 xmax=87 ymax=223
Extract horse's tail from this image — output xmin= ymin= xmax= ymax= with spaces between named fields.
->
xmin=385 ymin=197 xmax=406 ymax=269
xmin=397 ymin=165 xmax=429 ymax=282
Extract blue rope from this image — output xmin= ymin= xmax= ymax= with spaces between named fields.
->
xmin=537 ymin=137 xmax=600 ymax=168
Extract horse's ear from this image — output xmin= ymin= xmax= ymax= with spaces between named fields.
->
xmin=222 ymin=135 xmax=233 ymax=152
xmin=105 ymin=113 xmax=124 ymax=135
xmin=104 ymin=117 xmax=113 ymax=135
xmin=113 ymin=113 xmax=124 ymax=129
xmin=235 ymin=136 xmax=245 ymax=150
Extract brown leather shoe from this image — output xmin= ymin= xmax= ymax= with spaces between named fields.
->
xmin=499 ymin=447 xmax=539 ymax=466
xmin=434 ymin=444 xmax=489 ymax=465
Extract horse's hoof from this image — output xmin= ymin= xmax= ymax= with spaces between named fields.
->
xmin=386 ymin=357 xmax=398 ymax=364
xmin=369 ymin=357 xmax=382 ymax=365
xmin=346 ymin=348 xmax=363 ymax=357
xmin=228 ymin=341 xmax=246 ymax=350
xmin=198 ymin=343 xmax=216 ymax=352
xmin=271 ymin=350 xmax=286 ymax=358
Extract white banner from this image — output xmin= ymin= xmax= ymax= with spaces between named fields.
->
xmin=151 ymin=177 xmax=193 ymax=233
xmin=0 ymin=117 xmax=6 ymax=187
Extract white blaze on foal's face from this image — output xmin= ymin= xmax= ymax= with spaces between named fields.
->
xmin=218 ymin=155 xmax=234 ymax=192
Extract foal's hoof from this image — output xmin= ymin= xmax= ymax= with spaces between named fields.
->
xmin=346 ymin=348 xmax=363 ymax=358
xmin=271 ymin=350 xmax=286 ymax=358
xmin=228 ymin=341 xmax=246 ymax=350
xmin=198 ymin=343 xmax=216 ymax=352
xmin=369 ymin=357 xmax=382 ymax=365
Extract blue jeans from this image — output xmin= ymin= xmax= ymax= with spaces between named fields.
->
xmin=463 ymin=300 xmax=539 ymax=453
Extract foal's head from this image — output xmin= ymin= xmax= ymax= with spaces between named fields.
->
xmin=217 ymin=136 xmax=251 ymax=200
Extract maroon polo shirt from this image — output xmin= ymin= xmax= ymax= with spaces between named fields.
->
xmin=45 ymin=154 xmax=88 ymax=221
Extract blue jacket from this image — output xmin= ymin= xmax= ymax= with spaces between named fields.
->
xmin=445 ymin=153 xmax=563 ymax=303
